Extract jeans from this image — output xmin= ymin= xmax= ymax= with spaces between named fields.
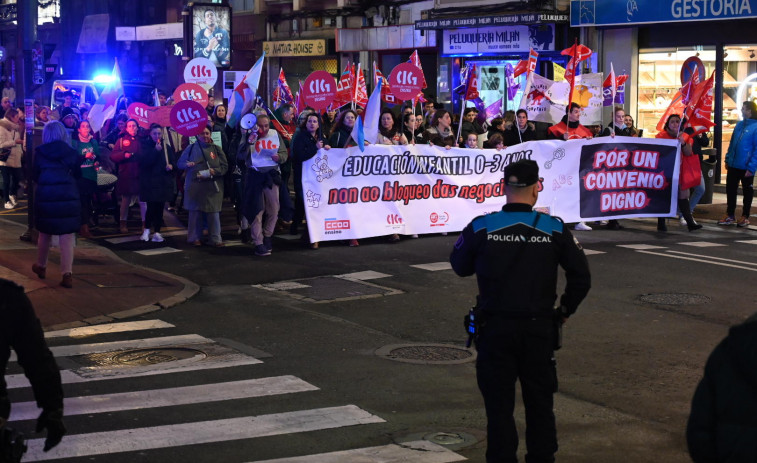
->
xmin=689 ymin=175 xmax=706 ymax=212
xmin=187 ymin=210 xmax=221 ymax=244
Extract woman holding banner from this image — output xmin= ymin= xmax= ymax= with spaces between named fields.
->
xmin=138 ymin=124 xmax=176 ymax=243
xmin=328 ymin=109 xmax=359 ymax=149
xmin=403 ymin=113 xmax=423 ymax=144
xmin=291 ymin=113 xmax=329 ymax=248
xmin=655 ymin=114 xmax=702 ymax=232
xmin=376 ymin=109 xmax=408 ymax=146
xmin=424 ymin=109 xmax=455 ymax=148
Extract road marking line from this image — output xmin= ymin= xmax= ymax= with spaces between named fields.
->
xmin=134 ymin=247 xmax=183 ymax=256
xmin=666 ymin=250 xmax=757 ymax=267
xmin=7 ymin=352 xmax=262 ymax=389
xmin=617 ymin=244 xmax=667 ymax=250
xmin=336 ymin=271 xmax=392 ymax=280
xmin=9 ymin=376 xmax=319 ymax=421
xmin=677 ymin=241 xmax=727 ymax=247
xmin=248 ymin=440 xmax=466 ymax=463
xmin=736 ymin=239 xmax=757 ymax=245
xmin=411 ymin=262 xmax=452 ymax=271
xmin=636 ymin=250 xmax=757 ymax=272
xmin=259 ymin=281 xmax=312 ymax=290
xmin=44 ymin=320 xmax=175 ymax=339
xmin=12 ymin=334 xmax=212 ymax=362
xmin=105 ymin=235 xmax=142 ymax=244
xmin=22 ymin=405 xmax=385 ymax=461
xmin=583 ymin=249 xmax=605 ymax=255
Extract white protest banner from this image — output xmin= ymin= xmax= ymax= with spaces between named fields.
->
xmin=302 ymin=138 xmax=680 ymax=242
xmin=522 ymin=73 xmax=604 ymax=125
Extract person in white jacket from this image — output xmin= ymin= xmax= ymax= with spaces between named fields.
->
xmin=0 ymin=107 xmax=24 ymax=209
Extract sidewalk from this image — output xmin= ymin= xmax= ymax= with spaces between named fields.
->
xmin=0 ymin=217 xmax=198 ymax=331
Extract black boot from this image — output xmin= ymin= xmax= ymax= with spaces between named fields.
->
xmin=657 ymin=218 xmax=667 ymax=232
xmin=679 ymin=199 xmax=702 ymax=231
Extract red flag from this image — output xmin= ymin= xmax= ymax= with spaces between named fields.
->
xmin=408 ymin=50 xmax=428 ymax=89
xmin=513 ymin=60 xmax=528 ymax=78
xmin=355 ymin=64 xmax=368 ymax=108
xmin=561 ymin=42 xmax=592 ymax=110
xmin=272 ymin=68 xmax=294 ymax=109
xmin=333 ymin=63 xmax=353 ymax=108
xmin=464 ymin=64 xmax=479 ymax=101
xmin=294 ymin=80 xmax=306 ymax=114
xmin=527 ymin=48 xmax=539 ymax=75
xmin=561 ymin=43 xmax=592 ymax=86
xmin=684 ymin=72 xmax=715 ymax=136
xmin=656 ymin=90 xmax=686 ymax=132
xmin=374 ymin=63 xmax=396 ymax=105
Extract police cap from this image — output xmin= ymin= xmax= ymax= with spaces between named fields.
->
xmin=504 ymin=159 xmax=539 ymax=187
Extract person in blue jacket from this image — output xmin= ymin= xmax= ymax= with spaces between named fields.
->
xmin=719 ymin=100 xmax=757 ymax=227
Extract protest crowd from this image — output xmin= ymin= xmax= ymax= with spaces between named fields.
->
xmin=1 ymin=44 xmax=754 ymax=274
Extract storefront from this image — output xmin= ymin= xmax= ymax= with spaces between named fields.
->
xmin=335 ymin=24 xmax=437 ymax=107
xmin=262 ymin=38 xmax=337 ymax=102
xmin=573 ymin=0 xmax=757 ymax=181
xmin=415 ymin=13 xmax=572 ymax=114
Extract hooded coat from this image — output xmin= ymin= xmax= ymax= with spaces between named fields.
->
xmin=33 ymin=140 xmax=81 ymax=235
xmin=687 ymin=315 xmax=757 ymax=462
xmin=0 ymin=117 xmax=22 ymax=168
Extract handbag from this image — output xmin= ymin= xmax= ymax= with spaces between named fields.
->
xmin=680 ymin=153 xmax=702 ymax=190
xmin=0 ymin=148 xmax=10 ymax=162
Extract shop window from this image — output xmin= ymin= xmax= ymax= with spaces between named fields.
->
xmin=311 ymin=59 xmax=338 ymax=75
xmin=638 ymin=46 xmax=757 ymax=178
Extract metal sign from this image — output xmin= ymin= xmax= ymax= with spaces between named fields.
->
xmin=571 ymin=0 xmax=757 ymax=26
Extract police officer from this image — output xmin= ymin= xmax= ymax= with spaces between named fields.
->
xmin=1 ymin=279 xmax=66 ymax=456
xmin=450 ymin=159 xmax=591 ymax=463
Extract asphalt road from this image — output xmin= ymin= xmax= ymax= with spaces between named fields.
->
xmin=6 ymin=211 xmax=757 ymax=462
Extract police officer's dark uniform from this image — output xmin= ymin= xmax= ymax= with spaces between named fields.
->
xmin=0 ymin=279 xmax=66 ymax=457
xmin=450 ymin=160 xmax=590 ymax=463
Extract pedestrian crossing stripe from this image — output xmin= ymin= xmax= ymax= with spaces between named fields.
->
xmin=44 ymin=320 xmax=175 ymax=339
xmin=678 ymin=241 xmax=727 ymax=247
xmin=11 ymin=334 xmax=213 ymax=362
xmin=6 ymin=344 xmax=262 ymax=389
xmin=411 ymin=262 xmax=452 ymax=271
xmin=247 ymin=440 xmax=466 ymax=463
xmin=134 ymin=247 xmax=183 ymax=256
xmin=9 ymin=376 xmax=319 ymax=422
xmin=22 ymin=405 xmax=386 ymax=461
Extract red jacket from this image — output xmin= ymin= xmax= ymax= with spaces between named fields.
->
xmin=547 ymin=121 xmax=593 ymax=140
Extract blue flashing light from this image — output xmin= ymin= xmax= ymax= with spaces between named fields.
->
xmin=93 ymin=73 xmax=114 ymax=84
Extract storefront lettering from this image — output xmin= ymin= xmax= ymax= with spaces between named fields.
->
xmin=448 ymin=31 xmax=521 ymax=44
xmin=272 ymin=42 xmax=313 ymax=55
xmin=671 ymin=0 xmax=751 ymax=18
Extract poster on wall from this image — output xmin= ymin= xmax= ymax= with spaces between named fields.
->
xmin=191 ymin=3 xmax=231 ymax=67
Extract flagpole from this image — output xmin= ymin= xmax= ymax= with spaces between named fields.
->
xmin=152 ymin=88 xmax=171 ymax=166
xmin=456 ymin=66 xmax=469 ymax=146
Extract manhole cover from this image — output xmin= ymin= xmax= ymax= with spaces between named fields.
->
xmin=376 ymin=343 xmax=475 ymax=365
xmin=639 ymin=293 xmax=711 ymax=305
xmin=424 ymin=431 xmax=478 ymax=448
xmin=75 ymin=347 xmax=207 ymax=367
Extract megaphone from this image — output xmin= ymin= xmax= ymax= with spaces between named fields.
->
xmin=240 ymin=113 xmax=257 ymax=130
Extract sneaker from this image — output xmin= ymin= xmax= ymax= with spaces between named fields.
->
xmin=254 ymin=244 xmax=271 ymax=256
xmin=574 ymin=222 xmax=592 ymax=231
xmin=140 ymin=229 xmax=150 ymax=241
xmin=263 ymin=236 xmax=273 ymax=252
xmin=679 ymin=216 xmax=687 ymax=226
xmin=718 ymin=215 xmax=736 ymax=225
xmin=737 ymin=216 xmax=750 ymax=227
xmin=9 ymin=195 xmax=17 ymax=206
xmin=151 ymin=232 xmax=165 ymax=242
xmin=4 ymin=201 xmax=13 ymax=209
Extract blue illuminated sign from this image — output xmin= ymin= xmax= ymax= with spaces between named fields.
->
xmin=571 ymin=0 xmax=757 ymax=26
